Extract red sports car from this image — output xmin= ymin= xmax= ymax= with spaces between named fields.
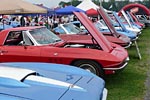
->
xmin=0 ymin=12 xmax=129 ymax=77
xmin=52 ymin=22 xmax=131 ymax=48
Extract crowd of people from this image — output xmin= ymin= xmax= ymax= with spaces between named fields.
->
xmin=0 ymin=14 xmax=76 ymax=30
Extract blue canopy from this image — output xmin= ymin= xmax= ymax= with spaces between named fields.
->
xmin=36 ymin=5 xmax=54 ymax=16
xmin=55 ymin=5 xmax=85 ymax=15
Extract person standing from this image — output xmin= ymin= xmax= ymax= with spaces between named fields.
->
xmin=20 ymin=16 xmax=25 ymax=26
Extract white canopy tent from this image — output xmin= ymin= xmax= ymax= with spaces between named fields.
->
xmin=76 ymin=0 xmax=99 ymax=11
xmin=76 ymin=0 xmax=111 ymax=13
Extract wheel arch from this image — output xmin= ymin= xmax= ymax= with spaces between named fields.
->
xmin=70 ymin=59 xmax=103 ymax=67
xmin=70 ymin=59 xmax=105 ymax=78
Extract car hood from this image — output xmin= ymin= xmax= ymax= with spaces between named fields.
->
xmin=105 ymin=35 xmax=127 ymax=44
xmin=59 ymin=34 xmax=91 ymax=41
xmin=74 ymin=12 xmax=113 ymax=52
xmin=97 ymin=7 xmax=120 ymax=38
xmin=110 ymin=42 xmax=128 ymax=61
xmin=102 ymin=31 xmax=131 ymax=44
xmin=113 ymin=11 xmax=130 ymax=32
xmin=124 ymin=25 xmax=141 ymax=33
xmin=60 ymin=34 xmax=129 ymax=47
xmin=0 ymin=63 xmax=105 ymax=100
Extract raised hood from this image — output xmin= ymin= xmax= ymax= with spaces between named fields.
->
xmin=112 ymin=11 xmax=129 ymax=32
xmin=74 ymin=12 xmax=112 ymax=52
xmin=97 ymin=7 xmax=120 ymax=37
xmin=120 ymin=10 xmax=134 ymax=28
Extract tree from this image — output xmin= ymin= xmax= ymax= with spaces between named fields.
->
xmin=71 ymin=0 xmax=81 ymax=6
xmin=59 ymin=1 xmax=70 ymax=7
xmin=59 ymin=0 xmax=150 ymax=11
xmin=59 ymin=0 xmax=81 ymax=7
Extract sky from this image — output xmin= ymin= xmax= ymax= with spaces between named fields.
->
xmin=24 ymin=0 xmax=72 ymax=8
xmin=24 ymin=0 xmax=141 ymax=8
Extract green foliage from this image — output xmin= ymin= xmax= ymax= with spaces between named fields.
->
xmin=105 ymin=28 xmax=150 ymax=100
xmin=58 ymin=0 xmax=81 ymax=7
xmin=71 ymin=0 xmax=81 ymax=6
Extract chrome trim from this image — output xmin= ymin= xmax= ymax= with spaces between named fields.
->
xmin=102 ymin=88 xmax=108 ymax=100
xmin=138 ymin=31 xmax=142 ymax=35
xmin=126 ymin=57 xmax=130 ymax=61
xmin=143 ymin=25 xmax=145 ymax=28
xmin=131 ymin=36 xmax=139 ymax=41
xmin=124 ymin=41 xmax=132 ymax=49
xmin=103 ymin=62 xmax=128 ymax=70
xmin=103 ymin=57 xmax=129 ymax=70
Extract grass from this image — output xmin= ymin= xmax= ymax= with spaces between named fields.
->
xmin=105 ymin=27 xmax=150 ymax=100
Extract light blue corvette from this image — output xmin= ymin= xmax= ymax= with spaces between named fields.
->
xmin=100 ymin=11 xmax=138 ymax=41
xmin=0 ymin=62 xmax=107 ymax=100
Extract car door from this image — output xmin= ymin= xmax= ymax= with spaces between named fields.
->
xmin=0 ymin=31 xmax=41 ymax=62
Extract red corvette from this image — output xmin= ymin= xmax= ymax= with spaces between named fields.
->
xmin=52 ymin=22 xmax=131 ymax=48
xmin=0 ymin=12 xmax=129 ymax=77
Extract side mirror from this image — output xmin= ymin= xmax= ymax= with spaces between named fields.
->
xmin=18 ymin=41 xmax=25 ymax=45
xmin=18 ymin=41 xmax=28 ymax=49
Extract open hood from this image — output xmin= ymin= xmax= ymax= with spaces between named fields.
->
xmin=120 ymin=10 xmax=133 ymax=28
xmin=112 ymin=11 xmax=129 ymax=32
xmin=73 ymin=12 xmax=112 ymax=52
xmin=97 ymin=6 xmax=120 ymax=37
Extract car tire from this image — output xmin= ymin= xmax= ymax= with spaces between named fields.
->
xmin=72 ymin=60 xmax=104 ymax=78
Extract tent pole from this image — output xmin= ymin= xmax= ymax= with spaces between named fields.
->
xmin=2 ymin=15 xmax=4 ymax=30
xmin=70 ymin=0 xmax=72 ymax=5
xmin=99 ymin=0 xmax=102 ymax=7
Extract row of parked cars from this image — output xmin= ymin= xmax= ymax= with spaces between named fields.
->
xmin=0 ymin=6 xmax=146 ymax=100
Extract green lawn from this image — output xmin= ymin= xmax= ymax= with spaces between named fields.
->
xmin=105 ymin=27 xmax=150 ymax=100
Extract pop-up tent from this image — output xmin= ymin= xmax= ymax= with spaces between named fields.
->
xmin=0 ymin=0 xmax=47 ymax=30
xmin=55 ymin=5 xmax=85 ymax=15
xmin=76 ymin=0 xmax=99 ymax=11
xmin=77 ymin=0 xmax=111 ymax=16
xmin=0 ymin=0 xmax=47 ymax=14
xmin=15 ymin=4 xmax=54 ymax=16
xmin=86 ymin=8 xmax=98 ymax=15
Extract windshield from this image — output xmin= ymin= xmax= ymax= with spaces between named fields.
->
xmin=30 ymin=27 xmax=61 ymax=44
xmin=63 ymin=23 xmax=81 ymax=34
xmin=108 ymin=14 xmax=119 ymax=26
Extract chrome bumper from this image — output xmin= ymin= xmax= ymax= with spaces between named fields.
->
xmin=103 ymin=57 xmax=129 ymax=70
xmin=131 ymin=36 xmax=139 ymax=41
xmin=124 ymin=41 xmax=132 ymax=49
xmin=102 ymin=88 xmax=108 ymax=100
